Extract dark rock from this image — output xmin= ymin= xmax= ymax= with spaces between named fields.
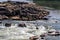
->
xmin=18 ymin=23 xmax=26 ymax=27
xmin=41 ymin=37 xmax=44 ymax=39
xmin=48 ymin=31 xmax=60 ymax=36
xmin=5 ymin=23 xmax=11 ymax=27
xmin=40 ymin=34 xmax=45 ymax=37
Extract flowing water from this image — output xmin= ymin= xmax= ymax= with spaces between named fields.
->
xmin=41 ymin=10 xmax=60 ymax=40
xmin=0 ymin=0 xmax=60 ymax=40
xmin=0 ymin=10 xmax=60 ymax=40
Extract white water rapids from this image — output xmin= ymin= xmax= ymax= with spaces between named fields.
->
xmin=0 ymin=0 xmax=60 ymax=40
xmin=0 ymin=20 xmax=58 ymax=40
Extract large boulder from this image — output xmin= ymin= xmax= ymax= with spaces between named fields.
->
xmin=0 ymin=1 xmax=49 ymax=20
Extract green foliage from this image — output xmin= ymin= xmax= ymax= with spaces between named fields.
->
xmin=33 ymin=0 xmax=60 ymax=9
xmin=33 ymin=0 xmax=60 ymax=1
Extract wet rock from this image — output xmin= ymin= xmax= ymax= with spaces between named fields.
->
xmin=0 ymin=21 xmax=2 ymax=24
xmin=36 ymin=27 xmax=39 ymax=29
xmin=5 ymin=23 xmax=11 ymax=27
xmin=41 ymin=37 xmax=44 ymax=39
xmin=18 ymin=23 xmax=26 ymax=27
xmin=48 ymin=31 xmax=53 ymax=33
xmin=29 ymin=36 xmax=38 ymax=40
xmin=48 ymin=31 xmax=60 ymax=36
xmin=40 ymin=18 xmax=48 ymax=20
xmin=40 ymin=34 xmax=46 ymax=37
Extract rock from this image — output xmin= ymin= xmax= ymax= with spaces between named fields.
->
xmin=0 ymin=1 xmax=49 ymax=20
xmin=5 ymin=23 xmax=11 ymax=27
xmin=10 ymin=16 xmax=20 ymax=20
xmin=0 ymin=15 xmax=3 ymax=19
xmin=2 ymin=15 xmax=8 ymax=19
xmin=40 ymin=34 xmax=46 ymax=37
xmin=22 ymin=17 xmax=28 ymax=21
xmin=29 ymin=36 xmax=38 ymax=40
xmin=48 ymin=31 xmax=60 ymax=36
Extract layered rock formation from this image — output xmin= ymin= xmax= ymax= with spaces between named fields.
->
xmin=0 ymin=1 xmax=49 ymax=20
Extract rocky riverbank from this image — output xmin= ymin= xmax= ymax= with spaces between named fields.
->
xmin=0 ymin=1 xmax=49 ymax=20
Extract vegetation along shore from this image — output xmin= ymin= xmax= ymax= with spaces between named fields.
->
xmin=33 ymin=0 xmax=60 ymax=9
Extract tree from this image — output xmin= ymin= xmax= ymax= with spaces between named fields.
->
xmin=33 ymin=0 xmax=60 ymax=9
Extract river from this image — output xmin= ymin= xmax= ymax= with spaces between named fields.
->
xmin=0 ymin=9 xmax=59 ymax=40
xmin=0 ymin=0 xmax=60 ymax=40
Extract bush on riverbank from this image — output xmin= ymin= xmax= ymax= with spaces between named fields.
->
xmin=33 ymin=0 xmax=60 ymax=9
